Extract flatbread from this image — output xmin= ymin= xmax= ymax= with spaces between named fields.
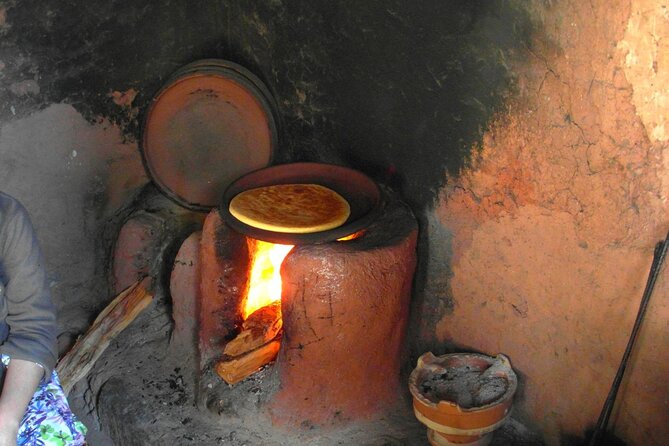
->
xmin=229 ymin=183 xmax=351 ymax=233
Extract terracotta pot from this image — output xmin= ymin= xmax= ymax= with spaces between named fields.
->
xmin=408 ymin=352 xmax=518 ymax=446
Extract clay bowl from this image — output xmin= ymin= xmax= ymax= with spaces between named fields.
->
xmin=220 ymin=162 xmax=383 ymax=245
xmin=409 ymin=352 xmax=518 ymax=445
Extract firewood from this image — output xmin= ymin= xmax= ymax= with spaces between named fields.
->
xmin=223 ymin=302 xmax=282 ymax=357
xmin=56 ymin=277 xmax=154 ymax=395
xmin=216 ymin=339 xmax=281 ymax=385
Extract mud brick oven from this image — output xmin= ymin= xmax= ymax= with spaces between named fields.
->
xmin=194 ymin=188 xmax=417 ymax=426
xmin=1 ymin=1 xmax=669 ymax=445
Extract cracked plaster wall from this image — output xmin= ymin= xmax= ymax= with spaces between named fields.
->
xmin=431 ymin=1 xmax=669 ymax=445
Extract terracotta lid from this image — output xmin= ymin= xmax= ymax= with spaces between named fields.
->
xmin=142 ymin=59 xmax=278 ymax=211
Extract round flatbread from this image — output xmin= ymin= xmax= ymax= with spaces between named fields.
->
xmin=229 ymin=183 xmax=351 ymax=233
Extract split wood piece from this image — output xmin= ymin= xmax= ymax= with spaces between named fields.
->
xmin=56 ymin=277 xmax=154 ymax=396
xmin=223 ymin=302 xmax=282 ymax=357
xmin=216 ymin=339 xmax=281 ymax=385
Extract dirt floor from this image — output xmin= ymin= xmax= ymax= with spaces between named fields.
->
xmin=66 ymin=288 xmax=545 ymax=446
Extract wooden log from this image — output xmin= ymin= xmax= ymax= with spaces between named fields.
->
xmin=223 ymin=302 xmax=282 ymax=357
xmin=56 ymin=277 xmax=154 ymax=395
xmin=215 ymin=339 xmax=281 ymax=385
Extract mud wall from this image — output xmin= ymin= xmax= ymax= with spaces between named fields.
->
xmin=0 ymin=0 xmax=667 ymax=445
xmin=432 ymin=1 xmax=669 ymax=445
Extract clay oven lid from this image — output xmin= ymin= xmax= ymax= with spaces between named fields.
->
xmin=141 ymin=59 xmax=278 ymax=211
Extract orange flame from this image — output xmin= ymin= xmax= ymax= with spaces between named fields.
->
xmin=243 ymin=240 xmax=294 ymax=319
xmin=337 ymin=230 xmax=366 ymax=241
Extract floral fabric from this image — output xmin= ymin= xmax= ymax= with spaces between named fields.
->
xmin=1 ymin=354 xmax=87 ymax=446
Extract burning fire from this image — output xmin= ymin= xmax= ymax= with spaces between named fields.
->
xmin=243 ymin=240 xmax=294 ymax=319
xmin=337 ymin=230 xmax=365 ymax=241
xmin=242 ymin=231 xmax=364 ymax=319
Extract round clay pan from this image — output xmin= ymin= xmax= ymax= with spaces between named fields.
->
xmin=142 ymin=59 xmax=278 ymax=211
xmin=220 ymin=163 xmax=383 ymax=245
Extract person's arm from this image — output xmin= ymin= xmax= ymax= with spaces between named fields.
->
xmin=0 ymin=196 xmax=58 ymax=446
xmin=0 ymin=197 xmax=57 ymax=376
xmin=0 ymin=359 xmax=42 ymax=446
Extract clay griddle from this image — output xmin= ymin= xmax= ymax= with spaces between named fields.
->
xmin=220 ymin=162 xmax=383 ymax=244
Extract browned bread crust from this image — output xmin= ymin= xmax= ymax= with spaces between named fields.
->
xmin=229 ymin=183 xmax=351 ymax=233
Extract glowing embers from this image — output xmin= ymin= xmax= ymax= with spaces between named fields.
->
xmin=243 ymin=239 xmax=294 ymax=319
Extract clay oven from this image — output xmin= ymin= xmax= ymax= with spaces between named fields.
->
xmin=192 ymin=188 xmax=417 ymax=427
